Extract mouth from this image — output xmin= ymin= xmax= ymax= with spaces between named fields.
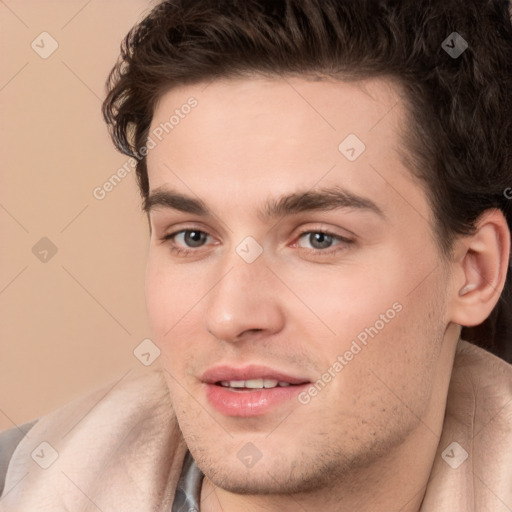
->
xmin=215 ymin=378 xmax=298 ymax=391
xmin=201 ymin=365 xmax=311 ymax=416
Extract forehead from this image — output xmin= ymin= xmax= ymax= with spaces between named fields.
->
xmin=145 ymin=75 xmax=430 ymax=226
xmin=148 ymin=75 xmax=405 ymax=162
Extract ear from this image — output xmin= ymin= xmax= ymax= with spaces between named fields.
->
xmin=448 ymin=209 xmax=511 ymax=327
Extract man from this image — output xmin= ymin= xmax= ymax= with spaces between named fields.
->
xmin=1 ymin=0 xmax=511 ymax=510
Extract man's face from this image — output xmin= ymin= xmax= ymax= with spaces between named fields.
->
xmin=145 ymin=76 xmax=454 ymax=493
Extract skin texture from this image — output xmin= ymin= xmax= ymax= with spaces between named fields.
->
xmin=143 ymin=76 xmax=509 ymax=511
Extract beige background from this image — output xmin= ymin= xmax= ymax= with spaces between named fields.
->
xmin=0 ymin=0 xmax=157 ymax=431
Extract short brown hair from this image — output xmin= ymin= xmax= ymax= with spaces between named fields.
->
xmin=102 ymin=0 xmax=512 ymax=361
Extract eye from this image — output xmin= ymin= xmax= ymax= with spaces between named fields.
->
xmin=160 ymin=229 xmax=213 ymax=256
xmin=173 ymin=229 xmax=209 ymax=248
xmin=295 ymin=230 xmax=353 ymax=254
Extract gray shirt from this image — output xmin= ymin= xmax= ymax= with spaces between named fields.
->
xmin=171 ymin=450 xmax=204 ymax=511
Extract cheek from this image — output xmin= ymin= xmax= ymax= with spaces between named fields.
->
xmin=145 ymin=260 xmax=169 ymax=333
xmin=300 ymin=259 xmax=446 ymax=396
xmin=336 ymin=282 xmax=446 ymax=418
xmin=278 ymin=259 xmax=406 ymax=343
xmin=144 ymin=255 xmax=202 ymax=354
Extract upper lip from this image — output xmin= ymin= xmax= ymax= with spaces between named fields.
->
xmin=201 ymin=364 xmax=311 ymax=385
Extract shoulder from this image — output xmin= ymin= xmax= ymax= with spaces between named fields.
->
xmin=452 ymin=339 xmax=512 ymax=405
xmin=455 ymin=338 xmax=512 ymax=376
xmin=0 ymin=420 xmax=39 ymax=497
xmin=421 ymin=340 xmax=512 ymax=510
xmin=0 ymin=367 xmax=187 ymax=511
xmin=447 ymin=339 xmax=512 ymax=431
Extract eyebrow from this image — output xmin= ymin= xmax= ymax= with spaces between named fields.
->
xmin=143 ymin=185 xmax=386 ymax=221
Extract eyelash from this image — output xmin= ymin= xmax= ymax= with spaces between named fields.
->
xmin=159 ymin=228 xmax=354 ymax=257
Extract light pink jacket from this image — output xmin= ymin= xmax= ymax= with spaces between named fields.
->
xmin=1 ymin=340 xmax=511 ymax=511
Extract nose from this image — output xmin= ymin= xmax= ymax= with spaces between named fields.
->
xmin=204 ymin=251 xmax=286 ymax=343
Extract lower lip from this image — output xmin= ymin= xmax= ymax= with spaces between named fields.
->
xmin=204 ymin=383 xmax=309 ymax=417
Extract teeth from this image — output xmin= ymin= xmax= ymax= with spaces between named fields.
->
xmin=244 ymin=378 xmax=262 ymax=388
xmin=229 ymin=380 xmax=245 ymax=388
xmin=219 ymin=379 xmax=292 ymax=389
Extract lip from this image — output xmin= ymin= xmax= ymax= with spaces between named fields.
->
xmin=201 ymin=364 xmax=310 ymax=385
xmin=201 ymin=364 xmax=311 ymax=417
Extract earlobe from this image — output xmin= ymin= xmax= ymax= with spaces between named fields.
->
xmin=450 ymin=209 xmax=511 ymax=327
